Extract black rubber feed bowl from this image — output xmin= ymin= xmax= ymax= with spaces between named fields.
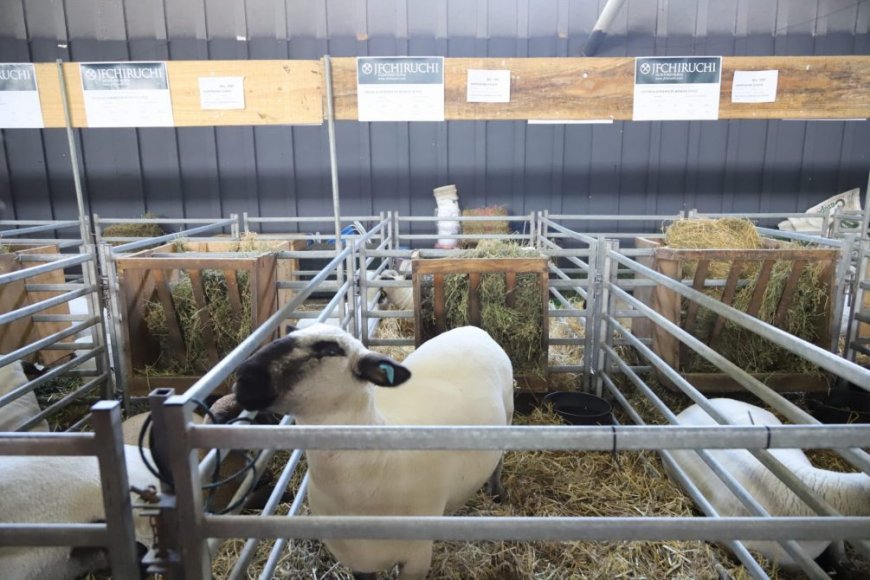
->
xmin=544 ymin=392 xmax=613 ymax=425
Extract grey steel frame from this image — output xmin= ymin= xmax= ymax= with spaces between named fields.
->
xmin=0 ymin=221 xmax=112 ymax=430
xmin=99 ymin=217 xmax=240 ymax=402
xmin=133 ymin=213 xmax=870 ymax=580
xmin=0 ymin=401 xmax=142 ymax=579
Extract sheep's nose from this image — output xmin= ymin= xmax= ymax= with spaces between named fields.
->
xmin=234 ymin=387 xmax=277 ymax=412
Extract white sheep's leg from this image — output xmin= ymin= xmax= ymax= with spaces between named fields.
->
xmin=397 ymin=541 xmax=433 ymax=580
xmin=486 ymin=457 xmax=505 ymax=503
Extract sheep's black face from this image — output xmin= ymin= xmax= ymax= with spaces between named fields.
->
xmin=233 ymin=332 xmax=352 ymax=413
xmin=234 ymin=336 xmax=297 ymax=411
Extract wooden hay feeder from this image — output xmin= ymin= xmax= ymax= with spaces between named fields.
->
xmin=116 ymin=240 xmax=290 ymax=395
xmin=634 ymin=237 xmax=839 ymax=393
xmin=412 ymin=257 xmax=550 ymax=392
xmin=0 ymin=243 xmax=73 ymax=366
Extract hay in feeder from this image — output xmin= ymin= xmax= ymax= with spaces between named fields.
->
xmin=101 ymin=212 xmax=166 ymax=239
xmin=143 ymin=269 xmax=253 ymax=376
xmin=419 ymin=240 xmax=547 ymax=379
xmin=661 ymin=218 xmax=830 ymax=375
xmin=140 ymin=234 xmax=282 ymax=376
xmin=664 ymin=217 xmax=763 ymax=278
xmin=210 ymin=407 xmax=759 ymax=579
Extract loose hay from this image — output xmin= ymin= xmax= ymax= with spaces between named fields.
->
xmin=101 ymin=212 xmax=166 ymax=240
xmin=662 ymin=218 xmax=830 ymax=375
xmin=419 ymin=240 xmax=548 ymax=379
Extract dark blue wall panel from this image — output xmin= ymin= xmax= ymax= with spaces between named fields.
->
xmin=0 ymin=33 xmax=868 ymax=235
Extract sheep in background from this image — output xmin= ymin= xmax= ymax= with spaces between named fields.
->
xmin=230 ymin=323 xmax=514 ymax=579
xmin=668 ymin=398 xmax=870 ymax=568
xmin=0 ymin=360 xmax=49 ymax=432
xmin=0 ymin=443 xmax=159 ymax=580
xmin=377 ymin=269 xmax=414 ymax=311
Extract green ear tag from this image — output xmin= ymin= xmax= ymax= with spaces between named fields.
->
xmin=379 ymin=363 xmax=395 ymax=385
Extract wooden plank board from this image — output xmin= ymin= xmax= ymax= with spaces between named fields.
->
xmin=36 ymin=60 xmax=323 ymax=128
xmin=330 ymin=56 xmax=870 ymax=121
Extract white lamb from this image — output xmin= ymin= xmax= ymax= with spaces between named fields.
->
xmin=0 ymin=360 xmax=49 ymax=432
xmin=0 ymin=443 xmax=160 ymax=580
xmin=231 ymin=323 xmax=514 ymax=579
xmin=669 ymin=398 xmax=870 ymax=568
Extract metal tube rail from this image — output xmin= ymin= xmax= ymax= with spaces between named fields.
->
xmin=226 ymin=449 xmax=305 ymax=580
xmin=0 ymin=253 xmax=90 ymax=286
xmin=0 ymin=285 xmax=92 ymax=326
xmin=18 ymin=373 xmax=106 ymax=431
xmin=188 ymin=424 xmax=870 ymax=452
xmin=540 ymin=217 xmax=600 ymax=246
xmin=258 ymin=473 xmax=310 ymax=580
xmin=609 ymin=284 xmax=870 ymax=475
xmin=175 ymin=245 xmax=353 ymax=404
xmin=0 ymin=350 xmax=99 ymax=408
xmin=755 ymin=227 xmax=846 ymax=248
xmin=602 ymin=339 xmax=870 ymax=562
xmin=245 ymin=215 xmax=382 ymax=224
xmin=601 ymin=373 xmax=769 ymax=580
xmin=0 ymin=317 xmax=98 ymax=369
xmin=203 ymin=514 xmax=870 ymax=543
xmin=0 ymin=524 xmax=108 ymax=546
xmin=0 ymin=238 xmax=83 ymax=249
xmin=0 ymin=432 xmax=96 ymax=455
xmin=610 ymin=250 xmax=870 ymax=391
xmin=0 ymin=220 xmax=80 ymax=238
xmin=109 ymin=219 xmax=236 ymax=255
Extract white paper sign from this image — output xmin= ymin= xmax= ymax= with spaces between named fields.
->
xmin=467 ymin=69 xmax=510 ymax=103
xmin=80 ymin=62 xmax=174 ymax=127
xmin=357 ymin=57 xmax=444 ymax=122
xmin=0 ymin=63 xmax=44 ymax=128
xmin=199 ymin=76 xmax=245 ymax=110
xmin=731 ymin=70 xmax=778 ymax=103
xmin=633 ymin=56 xmax=722 ymax=121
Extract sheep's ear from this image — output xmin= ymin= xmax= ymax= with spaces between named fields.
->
xmin=285 ymin=324 xmax=297 ymax=335
xmin=355 ymin=353 xmax=411 ymax=387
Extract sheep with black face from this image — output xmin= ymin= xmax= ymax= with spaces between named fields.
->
xmin=232 ymin=323 xmax=514 ymax=579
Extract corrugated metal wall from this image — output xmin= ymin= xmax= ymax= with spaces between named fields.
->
xmin=0 ymin=0 xmax=868 ymax=228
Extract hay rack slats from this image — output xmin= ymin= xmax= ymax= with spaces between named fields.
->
xmin=0 ymin=243 xmax=73 ymax=366
xmin=116 ymin=240 xmax=289 ymax=395
xmin=412 ymin=257 xmax=550 ymax=392
xmin=634 ymin=237 xmax=839 ymax=393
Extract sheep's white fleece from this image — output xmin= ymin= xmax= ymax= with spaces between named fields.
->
xmin=0 ymin=444 xmax=158 ymax=580
xmin=0 ymin=361 xmax=49 ymax=432
xmin=298 ymin=325 xmax=513 ymax=577
xmin=668 ymin=398 xmax=870 ymax=567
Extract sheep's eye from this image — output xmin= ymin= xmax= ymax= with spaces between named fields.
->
xmin=310 ymin=341 xmax=346 ymax=358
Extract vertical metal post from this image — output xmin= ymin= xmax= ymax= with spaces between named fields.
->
xmin=81 ymin=226 xmax=112 ymax=400
xmin=164 ymin=397 xmax=209 ymax=579
xmin=230 ymin=213 xmax=240 ymax=239
xmin=360 ymin=240 xmax=370 ymax=344
xmin=597 ymin=239 xmax=618 ymax=397
xmin=56 ymin=60 xmax=92 ymax=245
xmin=323 ymin=55 xmax=345 ymax=328
xmin=831 ymin=234 xmax=856 ymax=354
xmin=103 ymin=242 xmax=130 ymax=404
xmin=582 ymin=236 xmax=600 ymax=392
xmin=91 ymin=401 xmax=141 ymax=580
xmin=242 ymin=212 xmax=250 ymax=235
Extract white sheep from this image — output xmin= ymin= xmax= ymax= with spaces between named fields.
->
xmin=231 ymin=323 xmax=514 ymax=579
xmin=377 ymin=269 xmax=414 ymax=311
xmin=0 ymin=443 xmax=159 ymax=580
xmin=668 ymin=398 xmax=870 ymax=568
xmin=0 ymin=360 xmax=49 ymax=432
